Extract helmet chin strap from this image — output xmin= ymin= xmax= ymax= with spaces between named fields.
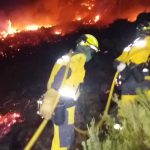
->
xmin=75 ymin=45 xmax=93 ymax=62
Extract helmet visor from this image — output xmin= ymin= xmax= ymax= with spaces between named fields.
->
xmin=89 ymin=45 xmax=100 ymax=52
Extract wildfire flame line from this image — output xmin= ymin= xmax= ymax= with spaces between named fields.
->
xmin=0 ymin=0 xmax=150 ymax=39
xmin=0 ymin=13 xmax=101 ymax=39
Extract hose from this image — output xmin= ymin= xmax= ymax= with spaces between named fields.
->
xmin=24 ymin=50 xmax=73 ymax=150
xmin=74 ymin=71 xmax=119 ymax=135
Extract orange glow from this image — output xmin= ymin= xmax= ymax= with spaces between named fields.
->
xmin=76 ymin=17 xmax=82 ymax=21
xmin=94 ymin=15 xmax=100 ymax=23
xmin=44 ymin=25 xmax=52 ymax=28
xmin=0 ymin=21 xmax=53 ymax=39
xmin=82 ymin=14 xmax=100 ymax=25
xmin=25 ymin=25 xmax=39 ymax=31
xmin=81 ymin=0 xmax=96 ymax=10
xmin=0 ymin=0 xmax=150 ymax=39
xmin=88 ymin=7 xmax=92 ymax=10
xmin=8 ymin=20 xmax=18 ymax=34
xmin=127 ymin=9 xmax=145 ymax=22
xmin=0 ymin=20 xmax=19 ymax=38
xmin=54 ymin=30 xmax=62 ymax=35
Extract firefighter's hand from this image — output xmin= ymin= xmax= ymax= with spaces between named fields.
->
xmin=39 ymin=88 xmax=59 ymax=120
xmin=39 ymin=99 xmax=55 ymax=120
xmin=117 ymin=63 xmax=126 ymax=72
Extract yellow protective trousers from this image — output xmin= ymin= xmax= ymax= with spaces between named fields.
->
xmin=121 ymin=89 xmax=150 ymax=104
xmin=51 ymin=106 xmax=75 ymax=150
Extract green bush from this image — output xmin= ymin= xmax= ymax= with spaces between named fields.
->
xmin=82 ymin=90 xmax=150 ymax=150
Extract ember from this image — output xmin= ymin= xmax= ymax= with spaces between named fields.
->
xmin=0 ymin=112 xmax=23 ymax=139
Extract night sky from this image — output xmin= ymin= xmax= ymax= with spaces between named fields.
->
xmin=0 ymin=0 xmax=35 ymax=10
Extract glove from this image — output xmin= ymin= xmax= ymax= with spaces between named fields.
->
xmin=117 ymin=63 xmax=126 ymax=72
xmin=39 ymin=88 xmax=59 ymax=120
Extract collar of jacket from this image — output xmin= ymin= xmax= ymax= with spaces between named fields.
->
xmin=75 ymin=45 xmax=93 ymax=62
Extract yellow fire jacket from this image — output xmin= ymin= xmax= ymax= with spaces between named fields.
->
xmin=116 ymin=36 xmax=150 ymax=65
xmin=115 ymin=36 xmax=150 ymax=102
xmin=45 ymin=52 xmax=86 ymax=100
xmin=43 ymin=52 xmax=87 ymax=150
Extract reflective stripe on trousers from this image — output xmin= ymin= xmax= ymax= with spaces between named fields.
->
xmin=121 ymin=90 xmax=150 ymax=104
xmin=51 ymin=106 xmax=75 ymax=150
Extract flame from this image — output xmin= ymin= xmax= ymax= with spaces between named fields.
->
xmin=0 ymin=21 xmax=53 ymax=38
xmin=25 ymin=25 xmax=39 ymax=31
xmin=44 ymin=25 xmax=52 ymax=28
xmin=76 ymin=17 xmax=82 ymax=21
xmin=8 ymin=20 xmax=18 ymax=34
xmin=94 ymin=15 xmax=100 ymax=23
xmin=81 ymin=0 xmax=96 ymax=10
xmin=0 ymin=0 xmax=149 ymax=39
xmin=82 ymin=14 xmax=101 ymax=25
xmin=0 ymin=20 xmax=18 ymax=38
xmin=54 ymin=30 xmax=62 ymax=35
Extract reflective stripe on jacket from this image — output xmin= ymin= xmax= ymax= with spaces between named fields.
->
xmin=46 ymin=52 xmax=86 ymax=100
xmin=116 ymin=36 xmax=150 ymax=65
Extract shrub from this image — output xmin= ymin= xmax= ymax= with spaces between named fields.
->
xmin=82 ymin=90 xmax=150 ymax=150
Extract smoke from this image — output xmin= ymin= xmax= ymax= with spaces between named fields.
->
xmin=0 ymin=0 xmax=150 ymax=29
xmin=1 ymin=0 xmax=82 ymax=27
xmin=95 ymin=0 xmax=150 ymax=23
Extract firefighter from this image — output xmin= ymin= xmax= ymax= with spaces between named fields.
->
xmin=114 ymin=22 xmax=150 ymax=103
xmin=38 ymin=34 xmax=100 ymax=150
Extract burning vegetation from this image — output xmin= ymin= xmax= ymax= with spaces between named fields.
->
xmin=0 ymin=0 xmax=149 ymax=59
xmin=0 ymin=0 xmax=150 ymax=38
